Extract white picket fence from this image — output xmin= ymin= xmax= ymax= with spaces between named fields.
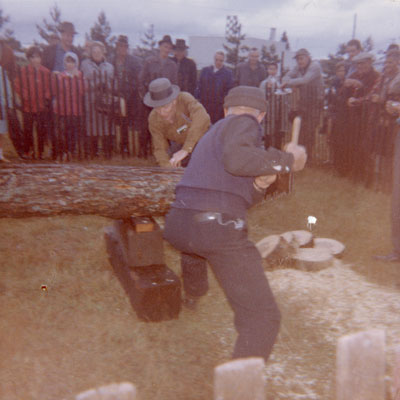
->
xmin=74 ymin=329 xmax=400 ymax=400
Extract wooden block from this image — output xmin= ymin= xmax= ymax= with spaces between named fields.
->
xmin=214 ymin=357 xmax=265 ymax=400
xmin=118 ymin=219 xmax=165 ymax=267
xmin=105 ymin=225 xmax=181 ymax=322
xmin=129 ymin=216 xmax=155 ymax=232
xmin=336 ymin=329 xmax=385 ymax=400
xmin=76 ymin=382 xmax=137 ymax=400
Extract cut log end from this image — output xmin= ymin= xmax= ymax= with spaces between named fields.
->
xmin=292 ymin=248 xmax=334 ymax=271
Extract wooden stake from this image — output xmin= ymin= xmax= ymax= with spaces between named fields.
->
xmin=393 ymin=345 xmax=400 ymax=400
xmin=336 ymin=329 xmax=385 ymax=400
xmin=76 ymin=382 xmax=137 ymax=400
xmin=214 ymin=357 xmax=265 ymax=400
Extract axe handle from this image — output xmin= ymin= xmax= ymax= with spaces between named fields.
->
xmin=291 ymin=116 xmax=301 ymax=145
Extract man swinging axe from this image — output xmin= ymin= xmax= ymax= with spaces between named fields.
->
xmin=163 ymin=86 xmax=307 ymax=362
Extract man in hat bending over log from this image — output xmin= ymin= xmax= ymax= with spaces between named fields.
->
xmin=144 ymin=77 xmax=210 ymax=167
xmin=163 ymin=86 xmax=307 ymax=361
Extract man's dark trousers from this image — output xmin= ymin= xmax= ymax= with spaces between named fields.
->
xmin=164 ymin=207 xmax=281 ymax=361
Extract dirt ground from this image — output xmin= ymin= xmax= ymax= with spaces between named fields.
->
xmin=1 ymin=161 xmax=400 ymax=399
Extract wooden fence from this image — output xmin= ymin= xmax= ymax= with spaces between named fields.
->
xmin=2 ymin=65 xmax=397 ymax=192
xmin=73 ymin=329 xmax=400 ymax=400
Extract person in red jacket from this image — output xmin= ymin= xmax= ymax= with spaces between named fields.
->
xmin=14 ymin=46 xmax=51 ymax=159
xmin=52 ymin=51 xmax=85 ymax=160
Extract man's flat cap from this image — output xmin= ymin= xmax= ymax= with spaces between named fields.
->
xmin=224 ymin=86 xmax=267 ymax=112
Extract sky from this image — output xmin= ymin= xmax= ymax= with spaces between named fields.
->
xmin=1 ymin=0 xmax=400 ymax=59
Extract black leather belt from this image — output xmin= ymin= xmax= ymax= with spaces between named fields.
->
xmin=193 ymin=212 xmax=245 ymax=230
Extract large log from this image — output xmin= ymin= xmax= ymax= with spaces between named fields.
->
xmin=0 ymin=163 xmax=183 ymax=219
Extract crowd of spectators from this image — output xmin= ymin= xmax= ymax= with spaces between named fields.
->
xmin=0 ymin=22 xmax=399 ymax=193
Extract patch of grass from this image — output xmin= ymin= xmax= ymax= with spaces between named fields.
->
xmin=1 ymin=165 xmax=399 ymax=399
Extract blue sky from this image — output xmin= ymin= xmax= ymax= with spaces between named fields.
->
xmin=1 ymin=0 xmax=399 ymax=58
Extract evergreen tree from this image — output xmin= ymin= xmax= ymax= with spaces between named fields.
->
xmin=260 ymin=44 xmax=280 ymax=69
xmin=280 ymin=31 xmax=290 ymax=50
xmin=0 ymin=9 xmax=21 ymax=51
xmin=223 ymin=15 xmax=247 ymax=69
xmin=363 ymin=36 xmax=374 ymax=52
xmin=36 ymin=3 xmax=62 ymax=45
xmin=135 ymin=24 xmax=157 ymax=59
xmin=87 ymin=11 xmax=116 ymax=57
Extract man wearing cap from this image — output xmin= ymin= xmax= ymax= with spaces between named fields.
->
xmin=112 ymin=35 xmax=142 ymax=155
xmin=282 ymin=48 xmax=324 ymax=160
xmin=163 ymin=85 xmax=307 ymax=362
xmin=139 ymin=35 xmax=178 ymax=157
xmin=172 ymin=39 xmax=197 ymax=96
xmin=144 ymin=77 xmax=210 ymax=167
xmin=42 ymin=21 xmax=80 ymax=72
xmin=234 ymin=48 xmax=266 ymax=87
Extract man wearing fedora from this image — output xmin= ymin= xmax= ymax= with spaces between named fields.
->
xmin=112 ymin=35 xmax=142 ymax=156
xmin=172 ymin=39 xmax=197 ymax=96
xmin=139 ymin=35 xmax=178 ymax=157
xmin=282 ymin=48 xmax=324 ymax=161
xmin=163 ymin=85 xmax=307 ymax=362
xmin=42 ymin=21 xmax=80 ymax=72
xmin=144 ymin=77 xmax=210 ymax=167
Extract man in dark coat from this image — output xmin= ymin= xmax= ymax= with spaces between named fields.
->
xmin=172 ymin=39 xmax=197 ymax=96
xmin=112 ymin=35 xmax=142 ymax=156
xmin=42 ymin=22 xmax=80 ymax=72
xmin=196 ymin=50 xmax=233 ymax=124
xmin=235 ymin=48 xmax=266 ymax=87
xmin=163 ymin=86 xmax=307 ymax=362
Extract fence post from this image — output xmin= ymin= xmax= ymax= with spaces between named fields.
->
xmin=214 ymin=357 xmax=265 ymax=400
xmin=336 ymin=329 xmax=385 ymax=400
xmin=75 ymin=382 xmax=137 ymax=400
xmin=393 ymin=345 xmax=400 ymax=400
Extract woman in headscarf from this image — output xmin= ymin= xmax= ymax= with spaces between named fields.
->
xmin=81 ymin=41 xmax=114 ymax=158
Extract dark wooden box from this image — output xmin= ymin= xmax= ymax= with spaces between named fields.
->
xmin=119 ymin=217 xmax=165 ymax=267
xmin=104 ymin=222 xmax=181 ymax=322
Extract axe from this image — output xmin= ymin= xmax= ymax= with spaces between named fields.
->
xmin=266 ymin=116 xmax=302 ymax=197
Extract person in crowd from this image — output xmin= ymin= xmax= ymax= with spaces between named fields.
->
xmin=366 ymin=49 xmax=400 ymax=189
xmin=52 ymin=52 xmax=84 ymax=160
xmin=342 ymin=52 xmax=380 ymax=181
xmin=282 ymin=48 xmax=324 ymax=160
xmin=112 ymin=35 xmax=142 ymax=156
xmin=172 ymin=39 xmax=197 ymax=96
xmin=0 ymin=38 xmax=16 ymax=79
xmin=81 ymin=41 xmax=114 ymax=158
xmin=259 ymin=62 xmax=283 ymax=149
xmin=259 ymin=62 xmax=279 ymax=94
xmin=0 ymin=63 xmax=12 ymax=162
xmin=14 ymin=46 xmax=51 ymax=160
xmin=196 ymin=50 xmax=233 ymax=124
xmin=139 ymin=34 xmax=178 ymax=158
xmin=163 ymin=85 xmax=307 ymax=361
xmin=235 ymin=48 xmax=266 ymax=87
xmin=144 ymin=77 xmax=210 ymax=167
xmin=42 ymin=22 xmax=80 ymax=72
xmin=373 ymin=100 xmax=400 ymax=262
xmin=326 ymin=61 xmax=347 ymax=174
xmin=345 ymin=39 xmax=363 ymax=77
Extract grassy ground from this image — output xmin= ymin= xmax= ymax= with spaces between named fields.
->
xmin=1 ymin=139 xmax=400 ymax=399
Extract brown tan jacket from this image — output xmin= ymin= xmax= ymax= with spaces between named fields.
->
xmin=148 ymin=92 xmax=211 ymax=167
